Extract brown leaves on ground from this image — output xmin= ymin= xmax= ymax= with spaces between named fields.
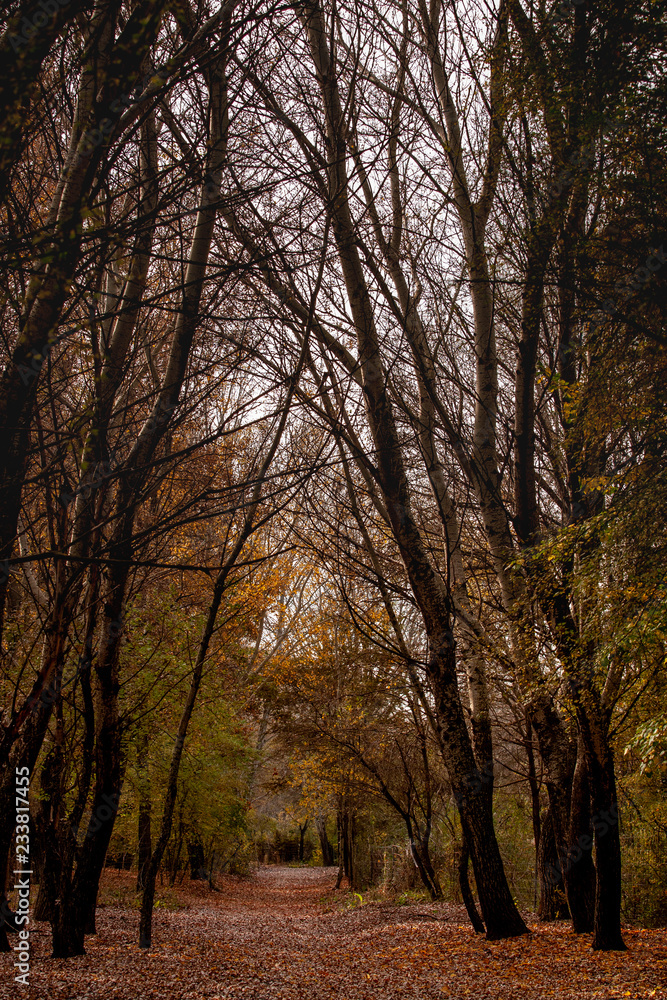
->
xmin=1 ymin=866 xmax=665 ymax=1000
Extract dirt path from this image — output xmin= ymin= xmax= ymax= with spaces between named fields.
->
xmin=1 ymin=866 xmax=664 ymax=999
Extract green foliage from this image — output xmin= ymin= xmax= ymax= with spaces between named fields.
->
xmin=626 ymin=715 xmax=667 ymax=775
xmin=106 ymin=588 xmax=258 ymax=882
xmin=620 ymin=789 xmax=667 ymax=927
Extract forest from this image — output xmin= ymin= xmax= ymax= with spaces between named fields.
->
xmin=0 ymin=0 xmax=666 ymax=995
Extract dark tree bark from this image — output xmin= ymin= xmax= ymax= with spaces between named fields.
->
xmin=188 ymin=840 xmax=207 ymax=881
xmin=298 ymin=820 xmax=309 ymax=862
xmin=582 ymin=720 xmax=626 ymax=950
xmin=544 ymin=592 xmax=626 ymax=949
xmin=457 ymin=835 xmax=485 ymax=933
xmin=336 ymin=807 xmax=354 ymax=889
xmin=136 ymin=730 xmax=152 ymax=891
xmin=524 ymin=712 xmax=542 ymax=851
xmin=565 ymin=736 xmax=596 ymax=932
xmin=33 ymin=743 xmax=64 ymax=923
xmin=408 ymin=833 xmax=442 ymax=902
xmin=529 ymin=692 xmax=597 ymax=931
xmin=301 ymin=0 xmax=527 ymax=939
xmin=537 ymin=807 xmax=570 ymax=921
xmin=316 ymin=814 xmax=334 ymax=866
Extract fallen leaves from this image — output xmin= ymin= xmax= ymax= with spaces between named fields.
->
xmin=0 ymin=866 xmax=665 ymax=999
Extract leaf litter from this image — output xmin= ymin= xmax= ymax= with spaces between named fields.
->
xmin=1 ymin=866 xmax=664 ymax=999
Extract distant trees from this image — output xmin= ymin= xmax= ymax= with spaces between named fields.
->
xmin=1 ymin=0 xmax=665 ymax=959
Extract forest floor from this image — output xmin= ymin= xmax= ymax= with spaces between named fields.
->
xmin=1 ymin=865 xmax=665 ymax=1000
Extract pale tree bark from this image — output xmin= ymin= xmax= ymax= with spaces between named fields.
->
xmin=346 ymin=37 xmax=494 ymax=791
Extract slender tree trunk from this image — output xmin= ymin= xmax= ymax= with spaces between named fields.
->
xmin=545 ymin=592 xmax=626 ymax=949
xmin=302 ymin=0 xmax=526 ymax=939
xmin=33 ymin=743 xmax=64 ymax=923
xmin=316 ymin=814 xmax=334 ymax=866
xmin=537 ymin=807 xmax=570 ymax=921
xmin=457 ymin=835 xmax=485 ymax=933
xmin=565 ymin=736 xmax=596 ymax=932
xmin=336 ymin=807 xmax=354 ymax=889
xmin=430 ymin=655 xmax=527 ymax=938
xmin=139 ymin=566 xmax=228 ymax=946
xmin=136 ymin=730 xmax=152 ymax=892
xmin=524 ymin=710 xmax=542 ymax=910
xmin=409 ymin=835 xmax=442 ymax=901
xmin=298 ymin=820 xmax=309 ymax=862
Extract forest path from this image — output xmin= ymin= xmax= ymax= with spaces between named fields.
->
xmin=0 ymin=865 xmax=664 ymax=1000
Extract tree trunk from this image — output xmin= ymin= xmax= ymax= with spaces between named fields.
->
xmin=336 ymin=808 xmax=354 ymax=889
xmin=545 ymin=593 xmax=626 ymax=949
xmin=33 ymin=741 xmax=65 ymax=923
xmin=33 ymin=835 xmax=61 ymax=923
xmin=316 ymin=814 xmax=334 ymax=866
xmin=565 ymin=736 xmax=595 ymax=932
xmin=537 ymin=807 xmax=570 ymax=921
xmin=302 ymin=0 xmax=527 ymax=939
xmin=188 ymin=840 xmax=206 ymax=880
xmin=530 ymin=692 xmax=596 ymax=930
xmin=52 ymin=892 xmax=85 ymax=958
xmin=581 ymin=720 xmax=626 ymax=950
xmin=524 ymin=711 xmax=542 ymax=911
xmin=457 ymin=835 xmax=485 ymax=933
xmin=410 ymin=836 xmax=442 ymax=901
xmin=136 ymin=730 xmax=152 ymax=891
xmin=298 ymin=820 xmax=309 ymax=862
xmin=431 ymin=656 xmax=527 ymax=939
